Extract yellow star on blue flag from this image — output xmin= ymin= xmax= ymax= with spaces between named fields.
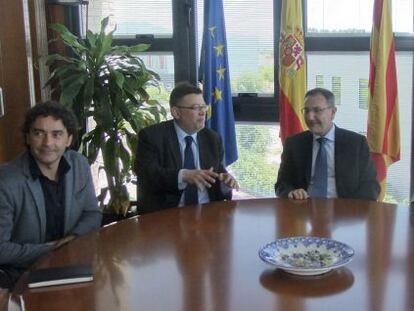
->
xmin=213 ymin=87 xmax=222 ymax=103
xmin=199 ymin=0 xmax=238 ymax=166
xmin=214 ymin=44 xmax=224 ymax=56
xmin=216 ymin=65 xmax=226 ymax=80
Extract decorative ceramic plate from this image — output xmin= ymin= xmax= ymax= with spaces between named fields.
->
xmin=259 ymin=236 xmax=354 ymax=276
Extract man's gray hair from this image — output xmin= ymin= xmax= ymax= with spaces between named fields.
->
xmin=305 ymin=88 xmax=335 ymax=107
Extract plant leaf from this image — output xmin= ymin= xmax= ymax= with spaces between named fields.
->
xmin=110 ymin=69 xmax=125 ymax=89
xmin=59 ymin=74 xmax=87 ymax=106
xmin=46 ymin=54 xmax=79 ymax=66
xmin=86 ymin=30 xmax=97 ymax=49
xmin=86 ymin=127 xmax=104 ymax=163
xmin=128 ymin=44 xmax=151 ymax=53
xmin=102 ymin=135 xmax=116 ymax=177
xmin=119 ymin=140 xmax=131 ymax=177
xmin=50 ymin=23 xmax=87 ymax=54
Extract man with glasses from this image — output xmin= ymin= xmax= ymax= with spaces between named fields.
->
xmin=135 ymin=81 xmax=239 ymax=214
xmin=275 ymin=88 xmax=380 ymax=201
xmin=0 ymin=101 xmax=102 ymax=289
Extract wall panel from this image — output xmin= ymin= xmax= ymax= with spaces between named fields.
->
xmin=0 ymin=0 xmax=32 ymax=163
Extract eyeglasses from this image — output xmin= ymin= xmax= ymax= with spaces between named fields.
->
xmin=301 ymin=106 xmax=332 ymax=115
xmin=176 ymin=104 xmax=209 ymax=112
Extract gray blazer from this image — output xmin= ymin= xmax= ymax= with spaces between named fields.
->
xmin=0 ymin=150 xmax=102 ymax=268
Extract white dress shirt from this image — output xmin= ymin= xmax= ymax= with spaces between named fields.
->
xmin=308 ymin=124 xmax=338 ymax=198
xmin=174 ymin=122 xmax=210 ymax=206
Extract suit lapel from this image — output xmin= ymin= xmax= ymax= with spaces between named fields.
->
xmin=304 ymin=132 xmax=313 ymax=184
xmin=21 ymin=153 xmax=47 ymax=241
xmin=166 ymin=120 xmax=182 ymax=168
xmin=26 ymin=180 xmax=46 ymax=239
xmin=334 ymin=127 xmax=346 ymax=190
xmin=63 ymin=154 xmax=73 ymax=235
xmin=197 ymin=130 xmax=210 ymax=170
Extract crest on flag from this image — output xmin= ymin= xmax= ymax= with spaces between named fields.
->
xmin=278 ymin=0 xmax=307 ymax=143
xmin=280 ymin=28 xmax=305 ymax=77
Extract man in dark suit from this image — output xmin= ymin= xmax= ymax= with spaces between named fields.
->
xmin=275 ymin=88 xmax=380 ymax=201
xmin=135 ymin=82 xmax=238 ymax=214
xmin=0 ymin=102 xmax=102 ymax=289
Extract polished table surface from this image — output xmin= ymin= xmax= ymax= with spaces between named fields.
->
xmin=11 ymin=198 xmax=414 ymax=310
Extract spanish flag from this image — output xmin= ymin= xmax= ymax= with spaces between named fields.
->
xmin=367 ymin=0 xmax=400 ymax=201
xmin=279 ymin=0 xmax=307 ymax=143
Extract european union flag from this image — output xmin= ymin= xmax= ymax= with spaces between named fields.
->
xmin=199 ymin=0 xmax=238 ymax=166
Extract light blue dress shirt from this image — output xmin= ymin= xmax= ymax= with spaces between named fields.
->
xmin=308 ymin=124 xmax=338 ymax=198
xmin=174 ymin=122 xmax=210 ymax=206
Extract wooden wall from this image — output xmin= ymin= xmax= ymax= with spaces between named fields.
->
xmin=0 ymin=1 xmax=65 ymax=164
xmin=0 ymin=0 xmax=32 ymax=163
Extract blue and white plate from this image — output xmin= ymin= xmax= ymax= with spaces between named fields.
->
xmin=259 ymin=236 xmax=354 ymax=276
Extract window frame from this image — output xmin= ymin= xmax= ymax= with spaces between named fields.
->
xmin=73 ymin=0 xmax=414 ymax=200
xmin=68 ymin=0 xmax=414 ymax=122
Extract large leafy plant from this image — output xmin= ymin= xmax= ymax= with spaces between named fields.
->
xmin=46 ymin=17 xmax=166 ymax=215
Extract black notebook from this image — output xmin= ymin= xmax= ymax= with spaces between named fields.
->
xmin=28 ymin=264 xmax=93 ymax=288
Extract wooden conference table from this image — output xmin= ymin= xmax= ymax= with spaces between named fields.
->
xmin=10 ymin=198 xmax=414 ymax=310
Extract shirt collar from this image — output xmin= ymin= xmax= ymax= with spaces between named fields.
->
xmin=313 ymin=123 xmax=336 ymax=142
xmin=173 ymin=121 xmax=198 ymax=146
xmin=29 ymin=152 xmax=71 ymax=180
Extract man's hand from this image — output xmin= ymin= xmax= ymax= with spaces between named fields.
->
xmin=218 ymin=173 xmax=239 ymax=191
xmin=288 ymin=189 xmax=309 ymax=200
xmin=182 ymin=167 xmax=219 ymax=190
xmin=50 ymin=235 xmax=77 ymax=250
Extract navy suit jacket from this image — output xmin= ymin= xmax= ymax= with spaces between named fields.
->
xmin=275 ymin=127 xmax=380 ymax=201
xmin=0 ymin=150 xmax=102 ymax=268
xmin=135 ymin=120 xmax=231 ymax=214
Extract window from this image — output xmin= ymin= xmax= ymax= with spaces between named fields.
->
xmin=84 ymin=0 xmax=195 ymax=84
xmin=307 ymin=0 xmax=413 ymax=34
xmin=308 ymin=52 xmax=412 ymax=203
xmin=316 ymin=75 xmax=324 ymax=87
xmin=85 ymin=0 xmax=173 ymax=35
xmin=359 ymin=79 xmax=369 ymax=110
xmin=84 ymin=0 xmax=414 ymax=202
xmin=138 ymin=53 xmax=175 ymax=106
xmin=305 ymin=0 xmax=413 ymax=203
xmin=331 ymin=77 xmax=341 ymax=105
xmin=196 ymin=0 xmax=276 ymax=123
xmin=229 ymin=124 xmax=280 ymax=199
xmin=197 ymin=0 xmax=274 ymax=95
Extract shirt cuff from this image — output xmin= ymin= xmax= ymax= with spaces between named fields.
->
xmin=220 ymin=182 xmax=232 ymax=195
xmin=178 ymin=169 xmax=188 ymax=190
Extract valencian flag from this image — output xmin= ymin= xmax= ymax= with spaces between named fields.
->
xmin=367 ymin=0 xmax=400 ymax=201
xmin=279 ymin=0 xmax=307 ymax=143
xmin=199 ymin=0 xmax=238 ymax=166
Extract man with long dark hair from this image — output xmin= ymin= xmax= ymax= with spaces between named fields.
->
xmin=0 ymin=101 xmax=101 ymax=289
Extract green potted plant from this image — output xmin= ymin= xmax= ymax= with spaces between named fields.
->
xmin=46 ymin=17 xmax=166 ymax=218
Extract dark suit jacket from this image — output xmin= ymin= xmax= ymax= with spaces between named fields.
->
xmin=0 ymin=150 xmax=102 ymax=269
xmin=135 ymin=120 xmax=231 ymax=214
xmin=275 ymin=127 xmax=380 ymax=201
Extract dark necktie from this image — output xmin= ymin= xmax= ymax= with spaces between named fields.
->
xmin=184 ymin=136 xmax=198 ymax=205
xmin=310 ymin=137 xmax=328 ymax=198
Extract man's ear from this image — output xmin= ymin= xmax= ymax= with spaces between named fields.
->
xmin=66 ymin=135 xmax=73 ymax=148
xmin=331 ymin=106 xmax=338 ymax=119
xmin=171 ymin=106 xmax=180 ymax=119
